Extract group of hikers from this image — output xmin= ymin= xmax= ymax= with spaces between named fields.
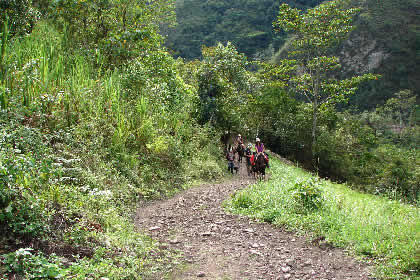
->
xmin=226 ymin=134 xmax=269 ymax=176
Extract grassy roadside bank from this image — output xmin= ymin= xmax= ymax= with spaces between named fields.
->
xmin=0 ymin=22 xmax=226 ymax=279
xmin=224 ymin=158 xmax=420 ymax=279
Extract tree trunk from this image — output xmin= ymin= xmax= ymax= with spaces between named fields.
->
xmin=311 ymin=99 xmax=318 ymax=160
xmin=399 ymin=108 xmax=403 ymax=139
xmin=122 ymin=8 xmax=127 ymax=32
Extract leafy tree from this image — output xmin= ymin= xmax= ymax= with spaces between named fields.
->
xmin=246 ymin=60 xmax=296 ymax=137
xmin=382 ymin=90 xmax=417 ymax=129
xmin=51 ymin=0 xmax=176 ymax=67
xmin=273 ymin=0 xmax=378 ymax=159
xmin=197 ymin=42 xmax=256 ymax=132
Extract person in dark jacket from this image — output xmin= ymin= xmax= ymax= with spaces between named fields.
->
xmin=244 ymin=143 xmax=253 ymax=176
xmin=226 ymin=147 xmax=235 ymax=174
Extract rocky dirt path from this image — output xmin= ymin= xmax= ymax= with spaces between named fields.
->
xmin=135 ymin=159 xmax=373 ymax=280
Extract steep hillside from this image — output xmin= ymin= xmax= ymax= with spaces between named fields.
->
xmin=164 ymin=0 xmax=324 ymax=60
xmin=343 ymin=0 xmax=420 ymax=109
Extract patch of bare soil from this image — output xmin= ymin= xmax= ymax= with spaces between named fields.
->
xmin=135 ymin=159 xmax=373 ymax=280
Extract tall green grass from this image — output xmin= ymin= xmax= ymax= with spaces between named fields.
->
xmin=225 ymin=158 xmax=420 ymax=279
xmin=0 ymin=17 xmax=9 ymax=109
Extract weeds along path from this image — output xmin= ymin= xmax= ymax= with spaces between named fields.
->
xmin=135 ymin=159 xmax=372 ymax=280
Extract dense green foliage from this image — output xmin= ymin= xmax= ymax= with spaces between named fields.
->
xmin=0 ymin=0 xmax=40 ymax=35
xmin=225 ymin=158 xmax=420 ymax=279
xmin=196 ymin=42 xmax=257 ymax=132
xmin=254 ymin=76 xmax=419 ymax=203
xmin=50 ymin=0 xmax=176 ymax=68
xmin=0 ymin=1 xmax=224 ymax=277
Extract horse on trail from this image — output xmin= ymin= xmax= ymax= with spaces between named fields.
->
xmin=253 ymin=153 xmax=266 ymax=180
xmin=236 ymin=144 xmax=245 ymax=163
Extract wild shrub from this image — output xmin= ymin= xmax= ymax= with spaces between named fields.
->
xmin=373 ymin=145 xmax=419 ymax=201
xmin=0 ymin=119 xmax=58 ymax=238
xmin=288 ymin=178 xmax=323 ymax=213
xmin=260 ymin=208 xmax=281 ymax=223
xmin=231 ymin=192 xmax=253 ymax=209
xmin=1 ymin=248 xmax=64 ymax=279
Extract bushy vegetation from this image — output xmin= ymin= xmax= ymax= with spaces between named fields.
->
xmin=0 ymin=106 xmax=183 ymax=278
xmin=254 ymin=82 xmax=419 ymax=203
xmin=225 ymin=158 xmax=420 ymax=279
xmin=315 ymin=108 xmax=419 ymax=202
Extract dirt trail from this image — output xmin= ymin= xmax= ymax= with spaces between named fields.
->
xmin=135 ymin=159 xmax=372 ymax=280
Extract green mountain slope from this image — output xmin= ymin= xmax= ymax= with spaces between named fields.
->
xmin=343 ymin=0 xmax=420 ymax=109
xmin=164 ymin=0 xmax=324 ymax=60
